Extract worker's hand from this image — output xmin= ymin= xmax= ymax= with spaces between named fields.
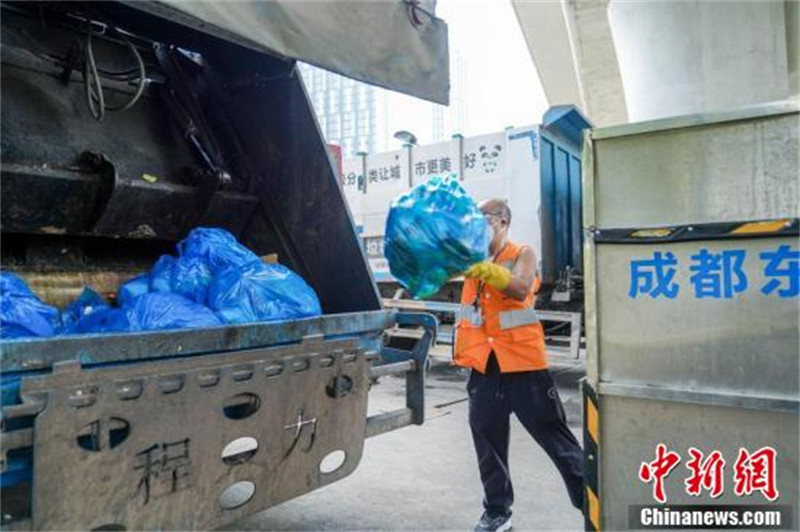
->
xmin=463 ymin=261 xmax=512 ymax=291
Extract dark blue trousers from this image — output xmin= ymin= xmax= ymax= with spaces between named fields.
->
xmin=468 ymin=354 xmax=584 ymax=517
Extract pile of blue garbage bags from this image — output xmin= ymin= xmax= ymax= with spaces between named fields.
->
xmin=0 ymin=228 xmax=322 ymax=339
xmin=385 ymin=176 xmax=489 ymax=299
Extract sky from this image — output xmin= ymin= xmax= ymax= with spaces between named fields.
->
xmin=378 ymin=0 xmax=549 ymax=148
xmin=436 ymin=0 xmax=548 ymax=134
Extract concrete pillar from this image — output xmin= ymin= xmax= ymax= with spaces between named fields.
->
xmin=786 ymin=0 xmax=799 ymax=96
xmin=607 ymin=0 xmax=791 ymax=121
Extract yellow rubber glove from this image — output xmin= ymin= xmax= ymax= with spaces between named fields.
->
xmin=463 ymin=261 xmax=512 ymax=291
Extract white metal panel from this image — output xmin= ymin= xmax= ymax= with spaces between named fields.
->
xmin=342 ymin=156 xmax=365 ymax=222
xmin=358 ymin=150 xmax=408 ymax=279
xmin=409 ymin=140 xmax=459 ymax=186
xmin=361 ymin=231 xmax=389 ymax=278
xmin=460 ymin=132 xmax=509 ymax=221
xmin=360 ymin=212 xmax=387 ymax=238
xmin=361 ymin=150 xmax=409 ymax=218
xmin=504 ymin=126 xmax=543 ymax=262
xmin=461 ymin=132 xmax=507 ymax=182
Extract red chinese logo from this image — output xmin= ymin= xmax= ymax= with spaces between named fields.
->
xmin=638 ymin=444 xmax=780 ymax=503
xmin=638 ymin=443 xmax=682 ymax=503
xmin=733 ymin=446 xmax=779 ymax=501
xmin=685 ymin=447 xmax=725 ymax=498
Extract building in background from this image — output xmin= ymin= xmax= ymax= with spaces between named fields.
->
xmin=299 ymin=50 xmax=469 ymax=156
xmin=432 ymin=50 xmax=469 ymax=142
xmin=297 ymin=63 xmax=379 ymax=156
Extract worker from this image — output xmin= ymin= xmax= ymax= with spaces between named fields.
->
xmin=456 ymin=199 xmax=584 ymax=532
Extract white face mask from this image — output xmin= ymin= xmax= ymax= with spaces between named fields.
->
xmin=486 ymin=217 xmax=507 ymax=255
xmin=488 ymin=218 xmax=502 ymax=238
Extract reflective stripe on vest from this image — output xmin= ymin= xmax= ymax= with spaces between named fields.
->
xmin=498 ymin=307 xmax=539 ymax=330
xmin=498 ymin=260 xmax=515 ymax=270
xmin=459 ymin=304 xmax=483 ymax=326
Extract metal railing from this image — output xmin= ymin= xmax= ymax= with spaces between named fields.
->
xmin=382 ymin=299 xmax=583 ymax=360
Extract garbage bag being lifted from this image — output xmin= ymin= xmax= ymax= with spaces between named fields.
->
xmin=384 ymin=177 xmax=490 ymax=299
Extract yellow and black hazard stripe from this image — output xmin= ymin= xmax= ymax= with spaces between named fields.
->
xmin=592 ymin=218 xmax=798 ymax=244
xmin=583 ymin=382 xmax=601 ymax=532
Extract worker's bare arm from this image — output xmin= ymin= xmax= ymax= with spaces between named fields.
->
xmin=502 ymin=246 xmax=536 ymax=301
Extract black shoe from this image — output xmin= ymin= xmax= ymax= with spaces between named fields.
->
xmin=474 ymin=511 xmax=512 ymax=532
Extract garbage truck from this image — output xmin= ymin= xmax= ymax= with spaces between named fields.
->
xmin=0 ymin=1 xmax=447 ymax=529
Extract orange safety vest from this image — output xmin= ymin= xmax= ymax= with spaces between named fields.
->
xmin=454 ymin=241 xmax=547 ymax=373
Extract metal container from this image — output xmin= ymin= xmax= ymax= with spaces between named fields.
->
xmin=1 ymin=311 xmax=434 ymax=530
xmin=582 ymin=100 xmax=799 ymax=531
xmin=539 ymin=105 xmax=589 ymax=287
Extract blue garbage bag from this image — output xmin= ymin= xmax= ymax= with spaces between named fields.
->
xmin=149 ymin=254 xmax=212 ymax=304
xmin=149 ymin=255 xmax=177 ymax=293
xmin=119 ymin=228 xmax=256 ymax=308
xmin=124 ymin=292 xmax=222 ymax=331
xmin=72 ymin=307 xmax=131 ymax=335
xmin=0 ymin=272 xmax=59 ymax=339
xmin=172 ymin=256 xmax=213 ymax=304
xmin=59 ymin=288 xmax=110 ymax=334
xmin=209 ymin=262 xmax=322 ymax=324
xmin=384 ymin=177 xmax=490 ymax=299
xmin=0 ymin=272 xmax=36 ymax=300
xmin=117 ymin=274 xmax=150 ymax=307
xmin=177 ymin=227 xmax=259 ymax=274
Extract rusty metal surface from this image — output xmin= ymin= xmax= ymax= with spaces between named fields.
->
xmin=387 ymin=312 xmax=436 ymax=426
xmin=0 ymin=306 xmax=433 ymax=529
xmin=13 ymin=270 xmax=145 ymax=308
xmin=20 ymin=336 xmax=371 ymax=530
xmin=365 ymin=409 xmax=414 ymax=439
xmin=369 ymin=360 xmax=416 ymax=379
